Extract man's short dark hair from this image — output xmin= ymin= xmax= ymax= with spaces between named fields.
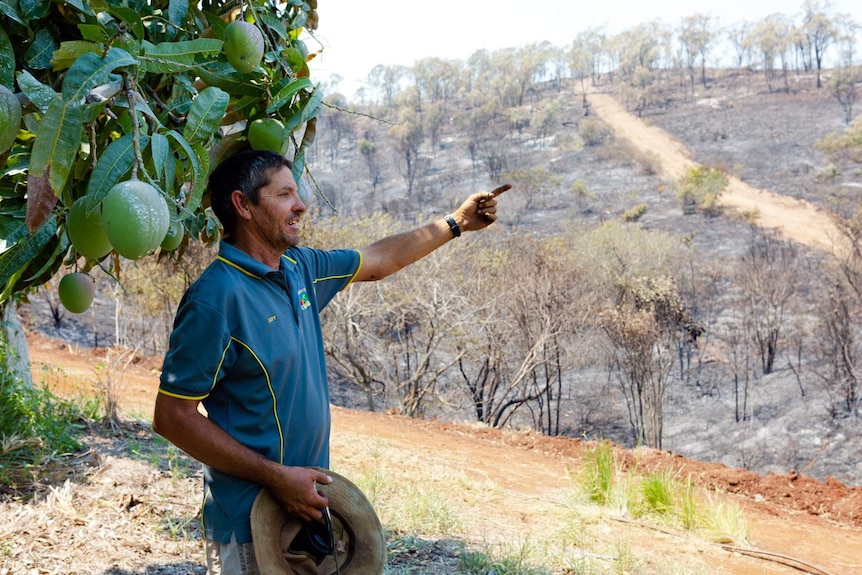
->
xmin=208 ymin=149 xmax=293 ymax=237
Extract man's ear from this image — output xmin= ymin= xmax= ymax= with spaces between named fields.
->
xmin=230 ymin=190 xmax=252 ymax=220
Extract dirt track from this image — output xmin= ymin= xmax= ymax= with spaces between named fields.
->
xmin=587 ymin=92 xmax=846 ymax=257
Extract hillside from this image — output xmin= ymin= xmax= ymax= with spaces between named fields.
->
xmin=15 ymin=75 xmax=862 ymax=484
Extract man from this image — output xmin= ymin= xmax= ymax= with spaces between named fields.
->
xmin=152 ymin=149 xmax=509 ymax=574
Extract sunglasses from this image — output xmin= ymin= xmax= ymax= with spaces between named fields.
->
xmin=289 ymin=507 xmax=341 ymax=574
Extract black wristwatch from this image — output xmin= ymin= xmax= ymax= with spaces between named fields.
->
xmin=444 ymin=214 xmax=461 ymax=238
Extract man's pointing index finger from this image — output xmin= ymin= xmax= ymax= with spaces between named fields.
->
xmin=490 ymin=184 xmax=512 ymax=198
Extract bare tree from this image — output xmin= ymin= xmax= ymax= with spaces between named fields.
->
xmin=736 ymin=229 xmax=801 ymax=375
xmin=358 ymin=137 xmax=384 ymax=192
xmin=500 ymin=167 xmax=561 ymax=213
xmin=727 ymin=20 xmax=754 ymax=71
xmin=452 ymin=237 xmax=594 ymax=434
xmin=828 ymin=67 xmax=859 ymax=125
xmin=747 ymin=13 xmax=793 ymax=93
xmin=323 ymin=280 xmax=388 ymax=412
xmin=815 ymin=278 xmax=860 ymax=415
xmin=455 ymin=97 xmax=511 ymax=181
xmin=319 ymin=93 xmax=353 ymax=166
xmin=801 ymin=0 xmax=839 ymax=88
xmin=723 ymin=322 xmax=753 ymax=423
xmin=678 ymin=13 xmax=717 ymax=93
xmin=808 ymin=208 xmax=862 ymax=416
xmin=388 ymin=95 xmax=425 ymax=195
xmin=365 ymin=64 xmax=406 ymax=107
xmin=600 ymin=276 xmax=691 ymax=449
xmin=412 ymin=57 xmax=462 ymax=104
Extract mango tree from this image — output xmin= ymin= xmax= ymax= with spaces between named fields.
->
xmin=0 ymin=0 xmax=322 ymax=374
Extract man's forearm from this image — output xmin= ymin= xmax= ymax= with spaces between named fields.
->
xmin=153 ymin=394 xmax=282 ymax=487
xmin=356 ymin=218 xmax=454 ymax=282
xmin=152 ymin=393 xmax=331 ymax=521
xmin=354 ymin=186 xmax=508 ymax=283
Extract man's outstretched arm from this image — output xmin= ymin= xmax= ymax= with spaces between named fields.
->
xmin=353 ymin=184 xmax=511 ymax=283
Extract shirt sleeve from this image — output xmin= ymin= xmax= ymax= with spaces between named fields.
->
xmin=300 ymin=248 xmax=361 ymax=310
xmin=158 ymin=296 xmax=232 ymax=400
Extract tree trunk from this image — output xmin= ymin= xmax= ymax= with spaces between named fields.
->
xmin=1 ymin=304 xmax=33 ymax=388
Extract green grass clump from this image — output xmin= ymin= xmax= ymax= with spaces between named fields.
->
xmin=638 ymin=471 xmax=676 ymax=517
xmin=582 ymin=441 xmax=617 ymax=506
xmin=700 ymin=493 xmax=750 ymax=545
xmin=1 ymin=343 xmax=87 ymax=484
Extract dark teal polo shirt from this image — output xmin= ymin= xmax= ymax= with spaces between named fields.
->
xmin=158 ymin=241 xmax=361 ymax=543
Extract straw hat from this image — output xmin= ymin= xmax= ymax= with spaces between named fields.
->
xmin=250 ymin=469 xmax=386 ymax=574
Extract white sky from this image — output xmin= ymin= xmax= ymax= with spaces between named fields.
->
xmin=305 ymin=0 xmax=862 ymax=98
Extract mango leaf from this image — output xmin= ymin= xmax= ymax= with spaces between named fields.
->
xmin=85 ymin=134 xmax=149 ymax=211
xmin=0 ymin=0 xmax=26 ymax=27
xmin=166 ymin=130 xmax=201 ymax=210
xmin=186 ymin=141 xmax=209 ymax=214
xmin=183 ymin=86 xmax=228 ymax=144
xmin=194 ymin=63 xmax=262 ymax=97
xmin=63 ymin=0 xmax=93 ymax=16
xmin=78 ymin=23 xmax=110 ymax=44
xmin=0 ymin=214 xmax=27 ymax=248
xmin=61 ymin=48 xmax=137 ymax=102
xmin=51 ymin=40 xmax=99 ymax=71
xmin=150 ymin=132 xmax=169 ymax=184
xmin=232 ymin=94 xmax=260 ymax=116
xmin=291 ymin=148 xmax=306 ymax=184
xmin=168 ymin=0 xmax=189 ymax=28
xmin=17 ymin=230 xmax=66 ymax=289
xmin=0 ymin=215 xmax=57 ymax=301
xmin=16 ymin=70 xmax=56 ymax=114
xmin=29 ymin=97 xmax=83 ymax=195
xmin=298 ymin=115 xmax=317 ymax=150
xmin=140 ymin=39 xmax=223 ymax=73
xmin=164 ymin=154 xmax=177 ymax=201
xmin=267 ymin=77 xmax=312 ymax=114
xmin=287 ymin=9 xmax=308 ymax=31
xmin=0 ymin=27 xmax=14 ymax=88
xmin=19 ymin=0 xmax=49 ymax=20
xmin=25 ymin=28 xmax=57 ymax=70
xmin=25 ymin=170 xmax=57 ymax=232
xmin=284 ymin=84 xmax=323 ymax=133
xmin=0 ymin=153 xmax=28 ymax=180
xmin=107 ymin=5 xmax=144 ymax=40
xmin=258 ymin=13 xmax=287 ymax=42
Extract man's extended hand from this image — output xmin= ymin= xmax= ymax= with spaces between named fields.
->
xmin=452 ymin=183 xmax=511 ymax=232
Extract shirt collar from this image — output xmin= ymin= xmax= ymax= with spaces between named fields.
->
xmin=217 ymin=241 xmax=290 ymax=280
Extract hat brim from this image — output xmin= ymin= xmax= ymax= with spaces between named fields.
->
xmin=251 ymin=469 xmax=386 ymax=575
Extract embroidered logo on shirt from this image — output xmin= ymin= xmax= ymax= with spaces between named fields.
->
xmin=298 ymin=288 xmax=311 ymax=310
xmin=268 ymin=315 xmax=277 ymax=323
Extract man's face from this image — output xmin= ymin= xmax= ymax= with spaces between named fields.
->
xmin=246 ymin=166 xmax=306 ymax=251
